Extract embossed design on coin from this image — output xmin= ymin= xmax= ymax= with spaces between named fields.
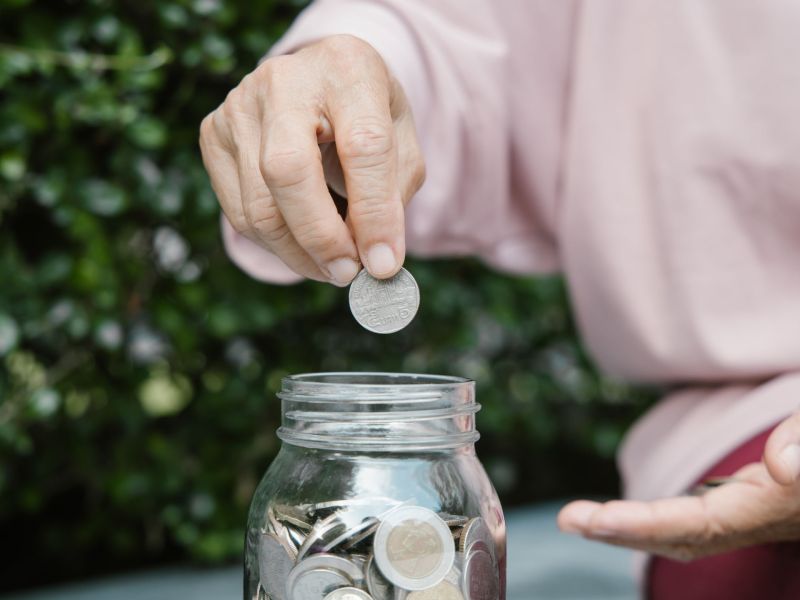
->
xmin=258 ymin=532 xmax=295 ymax=600
xmin=373 ymin=506 xmax=454 ymax=591
xmin=348 ymin=268 xmax=420 ymax=334
xmin=462 ymin=541 xmax=498 ymax=600
xmin=323 ymin=587 xmax=374 ymax=600
xmin=407 ymin=580 xmax=464 ymax=600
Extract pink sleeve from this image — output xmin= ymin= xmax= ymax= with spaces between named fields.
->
xmin=221 ymin=0 xmax=519 ymax=284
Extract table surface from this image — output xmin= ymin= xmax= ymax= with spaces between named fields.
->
xmin=2 ymin=502 xmax=637 ymax=600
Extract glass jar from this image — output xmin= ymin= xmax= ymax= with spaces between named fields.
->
xmin=244 ymin=373 xmax=506 ymax=600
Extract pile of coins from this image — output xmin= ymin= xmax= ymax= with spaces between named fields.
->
xmin=256 ymin=498 xmax=499 ymax=600
xmin=348 ymin=268 xmax=420 ymax=334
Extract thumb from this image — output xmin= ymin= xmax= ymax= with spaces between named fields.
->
xmin=763 ymin=411 xmax=800 ymax=485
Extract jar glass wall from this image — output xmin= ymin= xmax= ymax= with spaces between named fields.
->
xmin=245 ymin=373 xmax=506 ymax=600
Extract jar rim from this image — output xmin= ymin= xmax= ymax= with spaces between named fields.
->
xmin=282 ymin=372 xmax=472 ymax=389
xmin=277 ymin=372 xmax=479 ymax=451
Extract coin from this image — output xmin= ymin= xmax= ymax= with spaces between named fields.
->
xmin=296 ymin=553 xmax=365 ymax=583
xmin=322 ymin=587 xmax=374 ymax=600
xmin=461 ymin=541 xmax=498 ymax=600
xmin=373 ymin=506 xmax=455 ymax=591
xmin=258 ymin=532 xmax=296 ymax=600
xmin=406 ymin=581 xmax=464 ymax=600
xmin=365 ymin=555 xmax=394 ymax=600
xmin=439 ymin=513 xmax=469 ymax=528
xmin=286 ymin=566 xmax=352 ymax=600
xmin=297 ymin=514 xmax=349 ymax=561
xmin=275 ymin=503 xmax=314 ymax=531
xmin=287 ymin=525 xmax=308 ymax=549
xmin=326 ymin=517 xmax=380 ymax=552
xmin=348 ymin=268 xmax=420 ymax=334
xmin=458 ymin=518 xmax=495 ymax=562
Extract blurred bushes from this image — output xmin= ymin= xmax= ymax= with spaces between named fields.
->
xmin=0 ymin=0 xmax=656 ymax=590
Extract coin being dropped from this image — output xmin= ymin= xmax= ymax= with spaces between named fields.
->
xmin=323 ymin=587 xmax=374 ymax=600
xmin=373 ymin=506 xmax=455 ymax=591
xmin=348 ymin=268 xmax=420 ymax=334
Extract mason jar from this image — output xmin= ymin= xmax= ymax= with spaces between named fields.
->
xmin=245 ymin=373 xmax=506 ymax=600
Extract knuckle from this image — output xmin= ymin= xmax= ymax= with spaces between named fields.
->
xmin=339 ymin=118 xmax=393 ymax=164
xmin=348 ymin=194 xmax=392 ymax=222
xmin=199 ymin=114 xmax=214 ymax=142
xmin=260 ymin=148 xmax=314 ymax=186
xmin=292 ymin=218 xmax=341 ymax=255
xmin=324 ymin=34 xmax=375 ymax=60
xmin=256 ymin=55 xmax=292 ymax=85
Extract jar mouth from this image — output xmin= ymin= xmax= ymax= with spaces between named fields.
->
xmin=277 ymin=372 xmax=479 ymax=451
xmin=283 ymin=372 xmax=471 ymax=388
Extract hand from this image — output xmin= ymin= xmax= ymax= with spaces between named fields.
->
xmin=199 ymin=35 xmax=425 ymax=286
xmin=557 ymin=412 xmax=800 ymax=561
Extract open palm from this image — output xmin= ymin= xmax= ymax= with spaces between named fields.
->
xmin=558 ymin=413 xmax=800 ymax=560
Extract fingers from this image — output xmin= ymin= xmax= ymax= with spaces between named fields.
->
xmin=238 ymin=129 xmax=328 ymax=284
xmin=325 ymin=46 xmax=404 ymax=279
xmin=560 ymin=497 xmax=713 ymax=544
xmin=260 ymin=76 xmax=361 ymax=285
xmin=200 ymin=35 xmax=423 ymax=285
xmin=764 ymin=411 xmax=800 ymax=485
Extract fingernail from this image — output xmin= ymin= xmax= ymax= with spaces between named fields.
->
xmin=780 ymin=444 xmax=800 ymax=482
xmin=327 ymin=257 xmax=360 ymax=286
xmin=366 ymin=243 xmax=396 ymax=277
xmin=559 ymin=504 xmax=597 ymax=534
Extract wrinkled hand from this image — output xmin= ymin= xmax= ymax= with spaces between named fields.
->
xmin=558 ymin=412 xmax=800 ymax=561
xmin=199 ymin=35 xmax=425 ymax=285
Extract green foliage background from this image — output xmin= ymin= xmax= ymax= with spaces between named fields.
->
xmin=0 ymin=0 xmax=655 ymax=590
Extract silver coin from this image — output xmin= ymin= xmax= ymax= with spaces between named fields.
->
xmin=286 ymin=566 xmax=351 ymax=600
xmin=439 ymin=513 xmax=470 ymax=528
xmin=461 ymin=541 xmax=498 ymax=600
xmin=268 ymin=506 xmax=300 ymax=559
xmin=324 ymin=516 xmax=380 ymax=552
xmin=348 ymin=268 xmax=420 ymax=334
xmin=297 ymin=514 xmax=349 ymax=561
xmin=373 ymin=506 xmax=455 ymax=591
xmin=365 ymin=555 xmax=394 ymax=600
xmin=458 ymin=518 xmax=495 ymax=562
xmin=287 ymin=525 xmax=308 ymax=550
xmin=258 ymin=532 xmax=295 ymax=600
xmin=296 ymin=553 xmax=365 ymax=583
xmin=407 ymin=581 xmax=464 ymax=600
xmin=322 ymin=587 xmax=374 ymax=600
xmin=275 ymin=503 xmax=314 ymax=531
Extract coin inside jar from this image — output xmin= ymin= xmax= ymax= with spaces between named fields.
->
xmin=348 ymin=268 xmax=420 ymax=334
xmin=322 ymin=587 xmax=375 ymax=600
xmin=462 ymin=541 xmax=499 ymax=600
xmin=258 ymin=532 xmax=295 ymax=600
xmin=373 ymin=506 xmax=455 ymax=591
xmin=406 ymin=581 xmax=465 ymax=600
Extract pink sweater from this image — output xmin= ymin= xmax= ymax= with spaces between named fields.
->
xmin=222 ymin=0 xmax=800 ymax=503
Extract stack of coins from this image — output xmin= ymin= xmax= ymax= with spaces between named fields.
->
xmin=256 ymin=499 xmax=499 ymax=600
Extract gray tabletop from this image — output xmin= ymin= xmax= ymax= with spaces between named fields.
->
xmin=2 ymin=502 xmax=637 ymax=600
